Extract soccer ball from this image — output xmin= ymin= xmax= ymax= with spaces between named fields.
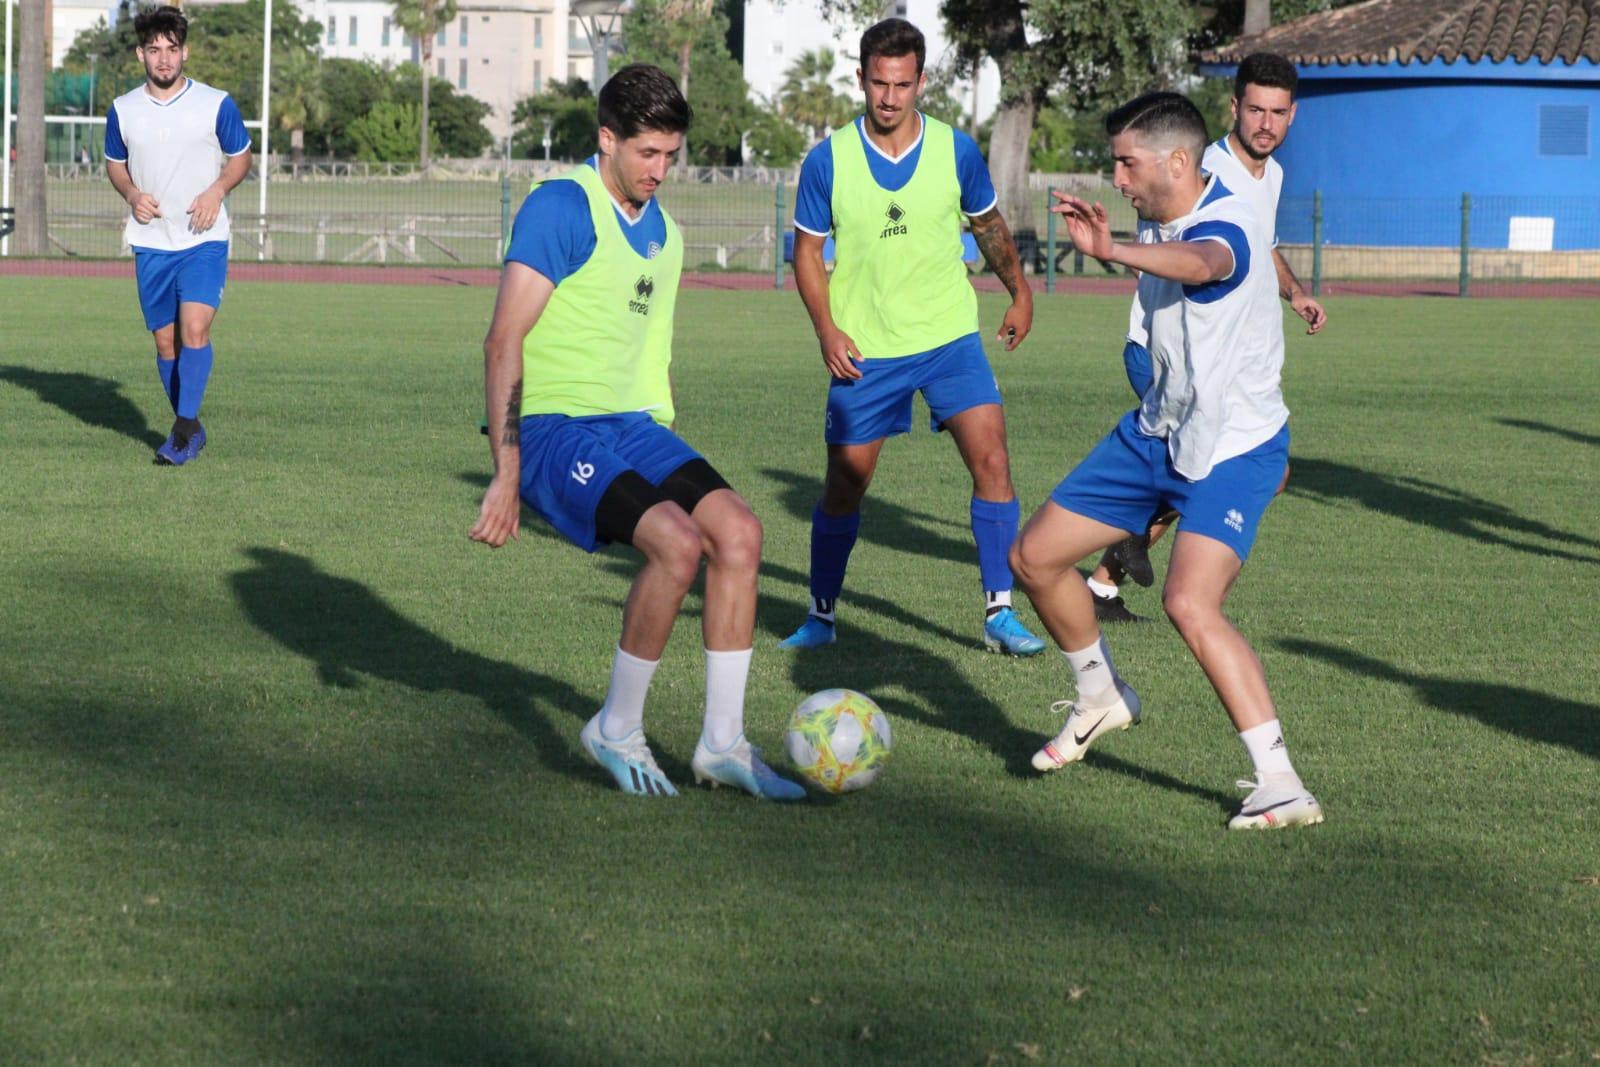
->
xmin=784 ymin=689 xmax=893 ymax=794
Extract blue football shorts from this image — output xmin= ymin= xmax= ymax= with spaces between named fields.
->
xmin=1049 ymin=410 xmax=1290 ymax=562
xmin=824 ymin=331 xmax=1002 ymax=445
xmin=1123 ymin=340 xmax=1153 ymax=399
xmin=133 ymin=240 xmax=229 ymax=332
xmin=518 ymin=411 xmax=704 ymax=552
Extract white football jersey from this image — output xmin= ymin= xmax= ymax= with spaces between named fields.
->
xmin=1201 ymin=136 xmax=1283 ymax=250
xmin=105 ymin=79 xmax=252 ymax=252
xmin=1134 ymin=173 xmax=1288 ymax=480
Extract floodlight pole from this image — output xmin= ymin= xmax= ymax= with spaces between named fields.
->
xmin=3 ymin=0 xmax=15 ymax=257
xmin=257 ymin=0 xmax=273 ymax=260
xmin=573 ymin=0 xmax=626 ymax=92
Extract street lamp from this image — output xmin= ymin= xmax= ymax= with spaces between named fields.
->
xmin=572 ymin=0 xmax=628 ymax=91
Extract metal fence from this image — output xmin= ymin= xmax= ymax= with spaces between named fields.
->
xmin=11 ymin=160 xmax=1600 ymax=295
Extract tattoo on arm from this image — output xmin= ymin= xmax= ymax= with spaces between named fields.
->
xmin=969 ymin=208 xmax=1026 ymax=300
xmin=501 ymin=381 xmax=522 ymax=448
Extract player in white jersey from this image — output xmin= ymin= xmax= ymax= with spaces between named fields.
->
xmin=1013 ymin=92 xmax=1321 ymax=831
xmin=104 ymin=6 xmax=252 ymax=466
xmin=1085 ymin=53 xmax=1327 ymax=620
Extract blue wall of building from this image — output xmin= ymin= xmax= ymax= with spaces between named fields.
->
xmin=1265 ymin=63 xmax=1600 ymax=249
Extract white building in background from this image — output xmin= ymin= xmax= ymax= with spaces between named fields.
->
xmin=301 ymin=0 xmax=598 ymax=144
xmin=51 ymin=0 xmax=118 ymax=68
xmin=741 ymin=0 xmax=1000 ymax=132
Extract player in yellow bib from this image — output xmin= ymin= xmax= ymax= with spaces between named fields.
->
xmin=471 ymin=65 xmax=803 ymax=802
xmin=780 ymin=18 xmax=1045 ymax=656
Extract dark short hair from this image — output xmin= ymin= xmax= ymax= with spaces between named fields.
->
xmin=134 ymin=5 xmax=187 ymax=48
xmin=859 ymin=17 xmax=925 ymax=74
xmin=1105 ymin=91 xmax=1208 ymax=158
xmin=1235 ymin=52 xmax=1298 ymax=100
xmin=596 ymin=63 xmax=693 ymax=140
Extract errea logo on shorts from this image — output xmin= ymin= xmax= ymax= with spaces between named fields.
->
xmin=571 ymin=460 xmax=596 ymax=485
xmin=1224 ymin=508 xmax=1245 ymax=533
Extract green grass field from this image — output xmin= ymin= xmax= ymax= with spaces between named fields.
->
xmin=1 ymin=279 xmax=1596 ymax=1064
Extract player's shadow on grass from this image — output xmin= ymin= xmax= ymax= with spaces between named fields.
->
xmin=1288 ymin=456 xmax=1600 ymax=564
xmin=0 ymin=364 xmax=164 ymax=449
xmin=1281 ymin=638 xmax=1599 ymax=762
xmin=1494 ymin=417 xmax=1600 ymax=449
xmin=231 ymin=547 xmax=600 ymax=784
xmin=761 ymin=466 xmax=975 ymax=567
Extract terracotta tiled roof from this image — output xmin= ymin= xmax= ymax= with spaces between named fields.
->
xmin=1202 ymin=0 xmax=1600 ymax=67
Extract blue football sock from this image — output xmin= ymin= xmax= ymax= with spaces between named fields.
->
xmin=970 ymin=496 xmax=1020 ymax=595
xmin=155 ymin=356 xmax=178 ymax=413
xmin=174 ymin=343 xmax=214 ymax=420
xmin=809 ymin=505 xmax=860 ymax=604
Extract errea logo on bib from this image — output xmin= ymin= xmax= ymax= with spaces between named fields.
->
xmin=629 ymin=275 xmax=654 ymax=315
xmin=880 ymin=201 xmax=907 ymax=239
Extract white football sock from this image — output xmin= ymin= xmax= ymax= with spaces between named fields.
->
xmin=985 ymin=589 xmax=1012 ymax=616
xmin=1086 ymin=576 xmax=1119 ymax=600
xmin=702 ymin=647 xmax=753 ymax=751
xmin=1239 ymin=719 xmax=1297 ymax=779
xmin=1063 ymin=638 xmax=1118 ymax=704
xmin=598 ymin=646 xmax=658 ymax=740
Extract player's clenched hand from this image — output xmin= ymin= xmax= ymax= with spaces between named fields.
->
xmin=819 ymin=326 xmax=864 ymax=381
xmin=998 ymin=298 xmax=1032 ymax=351
xmin=128 ymin=191 xmax=162 ymax=225
xmin=1291 ymin=292 xmax=1327 ymax=335
xmin=1050 ymin=192 xmax=1115 ymax=262
xmin=187 ymin=187 xmax=225 ymax=234
xmin=469 ymin=476 xmax=521 ymax=548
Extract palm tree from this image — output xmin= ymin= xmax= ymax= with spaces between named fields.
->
xmin=272 ymin=50 xmax=329 ymax=166
xmin=14 ymin=0 xmax=48 ymax=253
xmin=778 ymin=48 xmax=854 ymax=143
xmin=391 ymin=0 xmax=458 ymax=170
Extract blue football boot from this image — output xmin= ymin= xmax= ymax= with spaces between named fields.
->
xmin=692 ymin=734 xmax=807 ymax=801
xmin=983 ymin=606 xmax=1047 ymax=656
xmin=154 ymin=433 xmax=181 ymax=465
xmin=779 ymin=616 xmax=836 ymax=649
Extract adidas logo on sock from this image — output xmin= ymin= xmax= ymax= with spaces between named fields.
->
xmin=1079 ymin=659 xmax=1103 ymax=672
xmin=1269 ymin=736 xmax=1285 ymax=750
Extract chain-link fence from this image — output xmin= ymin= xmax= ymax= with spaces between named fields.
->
xmin=11 ymin=158 xmax=1600 ymax=296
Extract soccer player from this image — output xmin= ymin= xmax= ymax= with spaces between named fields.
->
xmin=1085 ymin=52 xmax=1328 ymax=621
xmin=1015 ymin=92 xmax=1322 ymax=830
xmin=470 ymin=65 xmax=802 ymax=802
xmin=104 ymin=5 xmax=252 ymax=466
xmin=779 ymin=18 xmax=1044 ymax=657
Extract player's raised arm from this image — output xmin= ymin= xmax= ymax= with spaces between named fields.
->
xmin=1052 ymin=192 xmax=1233 ymax=285
xmin=471 ymin=261 xmax=555 ymax=548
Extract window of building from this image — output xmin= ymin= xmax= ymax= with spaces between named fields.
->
xmin=459 ymin=17 xmax=468 ymax=45
xmin=348 ymin=17 xmax=358 ymax=46
xmin=1539 ymin=104 xmax=1590 ymax=158
xmin=534 ymin=17 xmax=543 ymax=47
xmin=891 ymin=0 xmax=907 ymax=15
xmin=568 ymin=60 xmax=577 ymax=81
xmin=382 ymin=16 xmax=391 ymax=46
xmin=458 ymin=58 xmax=468 ymax=89
xmin=437 ymin=57 xmax=446 ymax=78
xmin=436 ymin=27 xmax=446 ymax=46
xmin=534 ymin=58 xmax=542 ymax=94
xmin=325 ymin=16 xmax=336 ymax=45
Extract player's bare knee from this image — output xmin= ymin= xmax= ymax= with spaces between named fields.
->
xmin=1162 ymin=585 xmax=1211 ymax=636
xmin=968 ymin=449 xmax=1013 ymax=498
xmin=707 ymin=508 xmax=762 ymax=574
xmin=1009 ymin=537 xmax=1042 ymax=593
xmin=179 ymin=324 xmax=211 ymax=349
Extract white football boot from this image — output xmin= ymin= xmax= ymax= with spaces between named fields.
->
xmin=1228 ymin=773 xmax=1324 ymax=830
xmin=1031 ymin=680 xmax=1142 ymax=772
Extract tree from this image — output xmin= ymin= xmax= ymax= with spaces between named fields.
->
xmin=272 ymin=49 xmax=329 ymax=164
xmin=623 ymin=0 xmax=753 ymax=164
xmin=392 ymin=65 xmax=493 ymax=158
xmin=777 ymin=48 xmax=853 ymax=143
xmin=390 ymin=0 xmax=458 ymax=170
xmin=511 ymin=78 xmax=597 ymax=162
xmin=349 ymin=100 xmax=424 ymax=162
xmin=307 ymin=58 xmax=394 ymax=157
xmin=14 ymin=0 xmax=48 ymax=253
xmin=745 ymin=104 xmax=808 ymax=167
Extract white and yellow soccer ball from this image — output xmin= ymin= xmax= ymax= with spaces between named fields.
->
xmin=784 ymin=689 xmax=893 ymax=794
